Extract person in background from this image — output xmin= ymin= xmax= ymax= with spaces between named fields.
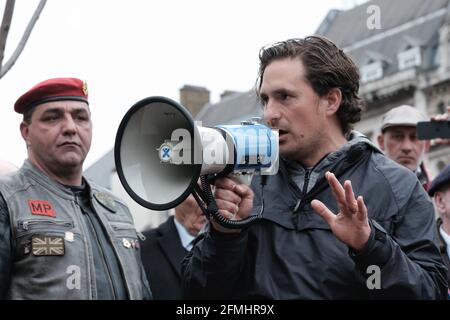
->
xmin=428 ymin=164 xmax=450 ymax=296
xmin=0 ymin=77 xmax=151 ymax=299
xmin=141 ymin=194 xmax=206 ymax=299
xmin=377 ymin=105 xmax=431 ymax=190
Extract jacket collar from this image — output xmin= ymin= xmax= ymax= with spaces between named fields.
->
xmin=21 ymin=159 xmax=90 ymax=200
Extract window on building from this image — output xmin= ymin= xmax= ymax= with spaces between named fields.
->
xmin=361 ymin=61 xmax=383 ymax=83
xmin=398 ymin=46 xmax=421 ymax=70
xmin=431 ymin=44 xmax=440 ymax=67
xmin=438 ymin=101 xmax=446 ymax=114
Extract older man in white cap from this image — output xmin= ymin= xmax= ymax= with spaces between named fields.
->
xmin=377 ymin=105 xmax=430 ymax=190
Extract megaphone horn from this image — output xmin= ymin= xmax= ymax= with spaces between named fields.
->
xmin=114 ymin=96 xmax=278 ymax=228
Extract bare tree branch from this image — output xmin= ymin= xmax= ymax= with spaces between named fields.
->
xmin=0 ymin=0 xmax=15 ymax=72
xmin=0 ymin=0 xmax=46 ymax=79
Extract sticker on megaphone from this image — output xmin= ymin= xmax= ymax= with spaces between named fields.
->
xmin=156 ymin=119 xmax=279 ymax=176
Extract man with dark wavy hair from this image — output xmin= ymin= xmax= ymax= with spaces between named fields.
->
xmin=182 ymin=36 xmax=447 ymax=299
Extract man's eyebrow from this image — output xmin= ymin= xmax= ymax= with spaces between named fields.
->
xmin=72 ymin=108 xmax=89 ymax=114
xmin=41 ymin=108 xmax=63 ymax=115
xmin=274 ymin=88 xmax=296 ymax=95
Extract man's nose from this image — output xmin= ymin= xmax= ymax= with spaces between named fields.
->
xmin=401 ymin=139 xmax=414 ymax=153
xmin=263 ymin=101 xmax=281 ymax=127
xmin=62 ymin=115 xmax=77 ymax=134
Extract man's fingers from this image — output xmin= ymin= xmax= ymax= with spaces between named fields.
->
xmin=214 ymin=188 xmax=242 ymax=205
xmin=431 ymin=113 xmax=449 ymax=121
xmin=215 ymin=199 xmax=238 ymax=213
xmin=325 ymin=172 xmax=346 ymax=205
xmin=356 ymin=196 xmax=368 ymax=222
xmin=234 ymin=184 xmax=254 ymax=201
xmin=214 ymin=177 xmax=238 ymax=191
xmin=344 ymin=180 xmax=358 ymax=214
xmin=215 ymin=199 xmax=239 ymax=219
xmin=311 ymin=199 xmax=336 ymax=226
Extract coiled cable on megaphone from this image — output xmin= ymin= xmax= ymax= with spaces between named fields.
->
xmin=191 ymin=175 xmax=266 ymax=230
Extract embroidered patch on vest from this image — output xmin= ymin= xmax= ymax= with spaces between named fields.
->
xmin=94 ymin=192 xmax=117 ymax=213
xmin=28 ymin=199 xmax=56 ymax=217
xmin=32 ymin=235 xmax=65 ymax=256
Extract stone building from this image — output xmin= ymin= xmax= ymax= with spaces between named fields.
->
xmin=320 ymin=0 xmax=450 ymax=176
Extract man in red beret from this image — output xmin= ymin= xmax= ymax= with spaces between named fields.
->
xmin=0 ymin=77 xmax=151 ymax=300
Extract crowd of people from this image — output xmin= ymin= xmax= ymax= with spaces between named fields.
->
xmin=1 ymin=35 xmax=450 ymax=300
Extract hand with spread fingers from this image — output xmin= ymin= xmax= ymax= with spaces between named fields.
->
xmin=211 ymin=177 xmax=254 ymax=234
xmin=311 ymin=171 xmax=371 ymax=252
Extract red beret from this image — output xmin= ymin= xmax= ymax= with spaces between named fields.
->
xmin=14 ymin=77 xmax=89 ymax=114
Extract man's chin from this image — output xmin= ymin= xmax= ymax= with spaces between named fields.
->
xmin=279 ymin=147 xmax=299 ymax=161
xmin=57 ymin=155 xmax=85 ymax=168
xmin=398 ymin=160 xmax=417 ymax=171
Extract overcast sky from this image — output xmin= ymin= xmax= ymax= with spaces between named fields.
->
xmin=0 ymin=0 xmax=368 ymax=168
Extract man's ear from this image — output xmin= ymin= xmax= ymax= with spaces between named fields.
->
xmin=377 ymin=134 xmax=385 ymax=151
xmin=20 ymin=121 xmax=30 ymax=146
xmin=324 ymin=88 xmax=342 ymax=116
xmin=434 ymin=192 xmax=446 ymax=214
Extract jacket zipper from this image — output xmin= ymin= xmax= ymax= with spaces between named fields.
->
xmin=302 ymin=169 xmax=311 ymax=195
xmin=111 ymin=222 xmax=145 ymax=241
xmin=110 ymin=222 xmax=135 ymax=231
xmin=19 ymin=219 xmax=74 ymax=231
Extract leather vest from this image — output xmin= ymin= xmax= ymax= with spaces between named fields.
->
xmin=0 ymin=160 xmax=149 ymax=299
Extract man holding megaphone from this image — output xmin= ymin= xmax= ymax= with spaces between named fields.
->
xmin=181 ymin=36 xmax=448 ymax=299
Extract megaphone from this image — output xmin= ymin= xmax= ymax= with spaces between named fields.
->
xmin=114 ymin=96 xmax=278 ymax=228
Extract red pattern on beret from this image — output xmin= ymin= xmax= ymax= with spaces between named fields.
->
xmin=14 ymin=77 xmax=89 ymax=114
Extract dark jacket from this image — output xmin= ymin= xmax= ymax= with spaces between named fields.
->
xmin=182 ymin=135 xmax=448 ymax=299
xmin=436 ymin=218 xmax=450 ymax=292
xmin=141 ymin=216 xmax=188 ymax=299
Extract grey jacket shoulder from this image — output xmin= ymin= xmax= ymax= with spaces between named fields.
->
xmin=0 ymin=171 xmax=32 ymax=199
xmin=369 ymin=151 xmax=431 ymax=212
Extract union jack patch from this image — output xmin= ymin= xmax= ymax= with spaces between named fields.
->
xmin=32 ymin=235 xmax=65 ymax=256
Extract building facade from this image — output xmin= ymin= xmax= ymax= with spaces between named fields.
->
xmin=317 ymin=0 xmax=450 ymax=176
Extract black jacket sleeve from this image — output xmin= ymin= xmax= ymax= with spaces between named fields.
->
xmin=350 ymin=182 xmax=448 ymax=299
xmin=0 ymin=193 xmax=12 ymax=299
xmin=182 ymin=224 xmax=249 ymax=299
